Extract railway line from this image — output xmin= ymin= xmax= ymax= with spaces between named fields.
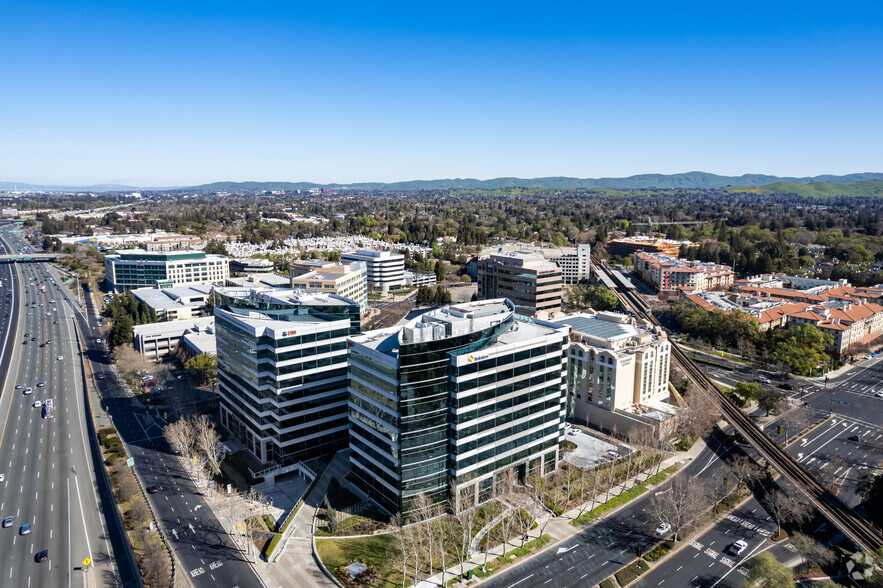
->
xmin=593 ymin=259 xmax=883 ymax=552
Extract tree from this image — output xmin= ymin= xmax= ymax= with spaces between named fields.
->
xmin=108 ymin=314 xmax=134 ymax=349
xmin=789 ymin=532 xmax=835 ymax=574
xmin=743 ymin=551 xmax=793 ymax=588
xmin=755 ymin=388 xmax=786 ymax=416
xmin=728 ymin=454 xmax=764 ymax=490
xmin=194 ymin=416 xmax=225 ymax=478
xmin=434 ymin=260 xmax=446 ymax=283
xmin=184 ymin=353 xmax=218 ymax=386
xmin=733 ymin=382 xmax=761 ymax=408
xmin=163 ymin=417 xmax=196 ymax=465
xmin=770 ymin=324 xmax=833 ymax=375
xmin=677 ymin=387 xmax=719 ymax=440
xmin=765 ymin=487 xmax=810 ymax=537
xmin=648 ymin=474 xmax=711 ymax=542
xmin=585 ymin=285 xmax=619 ymax=311
xmin=111 ymin=344 xmax=152 ymax=380
xmin=203 ymin=242 xmax=229 ymax=256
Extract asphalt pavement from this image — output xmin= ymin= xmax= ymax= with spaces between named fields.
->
xmin=76 ymin=276 xmax=265 ymax=587
xmin=0 ymin=231 xmax=126 ymax=587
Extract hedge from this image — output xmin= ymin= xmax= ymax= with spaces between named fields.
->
xmin=264 ymin=532 xmax=282 ymax=559
xmin=645 ymin=466 xmax=676 ymax=486
xmin=572 ymin=483 xmax=648 ymax=526
xmin=643 ymin=540 xmax=673 ymax=562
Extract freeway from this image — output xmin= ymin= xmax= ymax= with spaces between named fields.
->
xmin=75 ymin=281 xmax=264 ymax=586
xmin=0 ymin=229 xmax=127 ymax=587
xmin=481 ymin=430 xmax=742 ymax=588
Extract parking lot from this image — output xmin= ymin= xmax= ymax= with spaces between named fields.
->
xmin=562 ymin=424 xmax=632 ymax=469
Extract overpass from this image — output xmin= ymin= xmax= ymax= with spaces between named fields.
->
xmin=593 ymin=258 xmax=883 ymax=553
xmin=0 ymin=253 xmax=59 ymax=262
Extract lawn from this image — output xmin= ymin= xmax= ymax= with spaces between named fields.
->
xmin=316 ymin=534 xmax=403 ymax=587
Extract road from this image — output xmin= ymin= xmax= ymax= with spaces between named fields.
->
xmin=480 ymin=430 xmax=741 ymax=588
xmin=0 ymin=228 xmax=128 ymax=587
xmin=76 ymin=279 xmax=264 ymax=587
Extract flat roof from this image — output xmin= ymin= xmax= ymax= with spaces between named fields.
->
xmin=554 ymin=313 xmax=638 ymax=342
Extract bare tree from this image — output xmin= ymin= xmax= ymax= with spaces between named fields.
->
xmin=649 ymin=474 xmax=712 ymax=542
xmin=130 ymin=496 xmax=151 ymax=530
xmin=678 ymin=388 xmax=719 ymax=440
xmin=140 ymin=529 xmax=172 ymax=588
xmin=163 ymin=416 xmax=196 ymax=465
xmin=765 ymin=487 xmax=810 ymax=537
xmin=194 ymin=416 xmax=226 ymax=479
xmin=728 ymin=453 xmax=764 ymax=490
xmin=388 ymin=514 xmax=412 ymax=588
xmin=112 ymin=343 xmax=152 ymax=379
xmin=449 ymin=481 xmax=479 ymax=581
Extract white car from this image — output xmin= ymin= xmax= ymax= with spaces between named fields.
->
xmin=757 ymin=376 xmax=771 ymax=384
xmin=728 ymin=539 xmax=748 ymax=556
xmin=655 ymin=522 xmax=671 ymax=535
xmin=0 ymin=473 xmax=4 ymax=482
xmin=33 ymin=400 xmax=41 ymax=408
xmin=57 ymin=356 xmax=63 ymax=361
xmin=875 ymin=391 xmax=883 ymax=398
xmin=24 ymin=387 xmax=32 ymax=395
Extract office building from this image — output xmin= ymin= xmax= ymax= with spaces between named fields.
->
xmin=133 ymin=316 xmax=215 ymax=361
xmin=403 ymin=270 xmax=437 ymax=287
xmin=340 ymin=250 xmax=405 ymax=293
xmin=290 ymin=262 xmax=368 ymax=314
xmin=552 ymin=311 xmax=672 ymax=436
xmin=214 ymin=287 xmax=361 ymax=476
xmin=347 ymin=299 xmax=569 ymax=515
xmin=104 ymin=249 xmax=229 ymax=292
xmin=477 ymin=252 xmax=563 ymax=317
xmin=474 ymin=244 xmax=591 ymax=284
xmin=130 ymin=284 xmax=213 ymax=321
xmin=230 ymin=257 xmax=275 ymax=276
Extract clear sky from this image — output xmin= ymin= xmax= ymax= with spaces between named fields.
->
xmin=1 ymin=1 xmax=881 ymax=186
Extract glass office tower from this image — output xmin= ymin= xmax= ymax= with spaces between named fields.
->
xmin=214 ymin=287 xmax=360 ymax=468
xmin=347 ymin=299 xmax=568 ymax=516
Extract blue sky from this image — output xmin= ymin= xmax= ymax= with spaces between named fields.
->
xmin=1 ymin=1 xmax=881 ymax=186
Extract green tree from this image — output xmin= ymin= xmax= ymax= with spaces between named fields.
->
xmin=203 ymin=242 xmax=229 ymax=256
xmin=755 ymin=388 xmax=785 ymax=416
xmin=183 ymin=353 xmax=218 ymax=386
xmin=109 ymin=315 xmax=134 ymax=350
xmin=585 ymin=285 xmax=619 ymax=311
xmin=434 ymin=260 xmax=446 ymax=283
xmin=733 ymin=382 xmax=761 ymax=408
xmin=743 ymin=552 xmax=793 ymax=588
xmin=770 ymin=324 xmax=833 ymax=375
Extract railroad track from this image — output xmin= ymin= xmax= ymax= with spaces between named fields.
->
xmin=594 ymin=260 xmax=883 ymax=552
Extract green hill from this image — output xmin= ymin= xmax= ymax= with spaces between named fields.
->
xmin=725 ymin=179 xmax=883 ymax=198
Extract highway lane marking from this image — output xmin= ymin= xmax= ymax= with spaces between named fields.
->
xmin=506 ymin=574 xmax=534 ymax=587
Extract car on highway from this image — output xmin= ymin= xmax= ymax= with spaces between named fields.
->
xmin=33 ymin=401 xmax=41 ymax=408
xmin=37 ymin=381 xmax=44 ymax=387
xmin=19 ymin=523 xmax=30 ymax=535
xmin=30 ymin=336 xmax=36 ymax=341
xmin=23 ymin=387 xmax=32 ymax=395
xmin=35 ymin=549 xmax=48 ymax=563
xmin=727 ymin=539 xmax=748 ymax=556
xmin=57 ymin=355 xmax=63 ymax=360
xmin=146 ymin=485 xmax=159 ymax=494
xmin=0 ymin=473 xmax=4 ymax=482
xmin=2 ymin=516 xmax=13 ymax=528
xmin=15 ymin=384 xmax=22 ymax=389
xmin=22 ymin=340 xmax=27 ymax=345
xmin=97 ymin=373 xmax=105 ymax=380
xmin=655 ymin=522 xmax=671 ymax=535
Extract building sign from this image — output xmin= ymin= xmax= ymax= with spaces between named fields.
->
xmin=467 ymin=354 xmax=489 ymax=363
xmin=281 ymin=330 xmax=297 ymax=336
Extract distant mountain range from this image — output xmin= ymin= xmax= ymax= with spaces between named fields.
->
xmin=188 ymin=172 xmax=883 ymax=192
xmin=3 ymin=171 xmax=883 ymax=192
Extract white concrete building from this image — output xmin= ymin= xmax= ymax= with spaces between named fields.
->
xmin=340 ymin=249 xmax=405 ymax=293
xmin=104 ymin=249 xmax=229 ymax=292
xmin=133 ymin=316 xmax=215 ymax=361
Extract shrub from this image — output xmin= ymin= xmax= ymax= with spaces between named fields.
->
xmin=264 ymin=532 xmax=282 ymax=558
xmin=643 ymin=541 xmax=673 ymax=562
xmin=599 ymin=578 xmax=618 ymax=588
xmin=615 ymin=565 xmax=638 ymax=585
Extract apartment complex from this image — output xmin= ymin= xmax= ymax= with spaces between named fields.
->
xmin=477 ymin=252 xmax=563 ymax=317
xmin=552 ymin=311 xmax=672 ymax=435
xmin=634 ymin=252 xmax=734 ymax=292
xmin=214 ymin=288 xmax=361 ymax=473
xmin=607 ymin=236 xmax=691 ymax=258
xmin=289 ymin=261 xmax=368 ymax=314
xmin=347 ymin=299 xmax=569 ymax=515
xmin=340 ymin=249 xmax=405 ymax=293
xmin=104 ymin=249 xmax=229 ymax=292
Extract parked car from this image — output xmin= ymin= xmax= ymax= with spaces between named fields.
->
xmin=655 ymin=522 xmax=671 ymax=535
xmin=757 ymin=376 xmax=771 ymax=384
xmin=848 ymin=435 xmax=861 ymax=442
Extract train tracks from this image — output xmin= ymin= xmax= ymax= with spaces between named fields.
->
xmin=595 ymin=260 xmax=883 ymax=552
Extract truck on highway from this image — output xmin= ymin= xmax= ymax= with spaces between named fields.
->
xmin=42 ymin=399 xmax=54 ymax=419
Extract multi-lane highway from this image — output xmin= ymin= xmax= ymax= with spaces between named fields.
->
xmin=76 ymin=275 xmax=264 ymax=586
xmin=0 ymin=229 xmax=125 ymax=587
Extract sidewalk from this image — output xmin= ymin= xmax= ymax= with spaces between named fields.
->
xmin=415 ymin=439 xmax=709 ymax=587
